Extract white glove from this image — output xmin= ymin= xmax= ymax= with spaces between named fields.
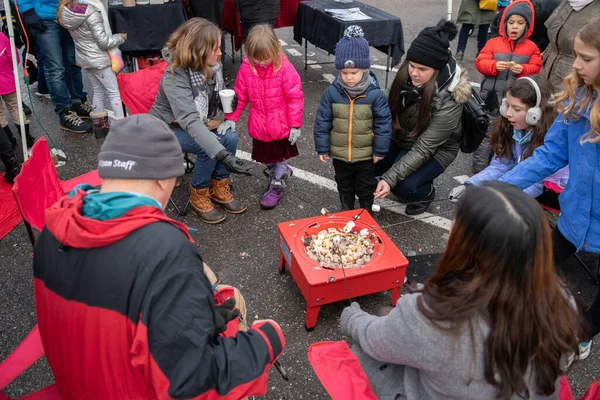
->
xmin=289 ymin=128 xmax=301 ymax=145
xmin=448 ymin=185 xmax=467 ymax=203
xmin=217 ymin=120 xmax=235 ymax=136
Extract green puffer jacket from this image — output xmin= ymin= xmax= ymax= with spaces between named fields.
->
xmin=381 ymin=69 xmax=471 ymax=188
xmin=314 ymin=73 xmax=392 ymax=163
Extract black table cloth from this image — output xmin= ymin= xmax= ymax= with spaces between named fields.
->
xmin=108 ymin=1 xmax=187 ymax=54
xmin=293 ymin=0 xmax=404 ymax=66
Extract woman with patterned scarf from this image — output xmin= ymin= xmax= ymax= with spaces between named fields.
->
xmin=374 ymin=20 xmax=472 ymax=215
xmin=150 ymin=18 xmax=251 ymax=224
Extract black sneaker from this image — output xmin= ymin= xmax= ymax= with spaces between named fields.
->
xmin=22 ymin=102 xmax=32 ymax=116
xmin=60 ymin=109 xmax=92 ymax=133
xmin=71 ymin=101 xmax=93 ymax=119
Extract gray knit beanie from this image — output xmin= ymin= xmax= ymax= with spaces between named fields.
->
xmin=503 ymin=1 xmax=532 ymax=43
xmin=98 ymin=114 xmax=184 ymax=180
xmin=335 ymin=25 xmax=370 ymax=70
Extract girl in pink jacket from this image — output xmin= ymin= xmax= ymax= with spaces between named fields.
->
xmin=222 ymin=24 xmax=304 ymax=209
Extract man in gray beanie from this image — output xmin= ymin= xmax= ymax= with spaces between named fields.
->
xmin=32 ymin=113 xmax=286 ymax=399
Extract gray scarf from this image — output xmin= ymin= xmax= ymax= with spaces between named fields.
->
xmin=189 ymin=64 xmax=224 ymax=123
xmin=338 ymin=71 xmax=371 ymax=98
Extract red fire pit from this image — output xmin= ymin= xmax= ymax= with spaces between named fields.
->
xmin=277 ymin=209 xmax=408 ymax=330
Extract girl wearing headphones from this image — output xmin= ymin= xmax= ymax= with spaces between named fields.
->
xmin=449 ymin=75 xmax=567 ymax=209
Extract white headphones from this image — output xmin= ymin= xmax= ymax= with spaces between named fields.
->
xmin=499 ymin=76 xmax=542 ymax=126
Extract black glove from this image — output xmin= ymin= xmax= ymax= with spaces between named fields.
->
xmin=231 ymin=94 xmax=238 ymax=111
xmin=213 ymin=298 xmax=241 ymax=334
xmin=215 ymin=149 xmax=252 ymax=175
xmin=21 ymin=9 xmax=46 ymax=33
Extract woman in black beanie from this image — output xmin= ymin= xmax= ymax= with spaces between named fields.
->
xmin=374 ymin=20 xmax=471 ymax=215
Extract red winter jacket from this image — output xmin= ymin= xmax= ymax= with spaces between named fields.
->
xmin=33 ymin=189 xmax=285 ymax=399
xmin=225 ymin=55 xmax=304 ymax=142
xmin=475 ymin=0 xmax=542 ymax=106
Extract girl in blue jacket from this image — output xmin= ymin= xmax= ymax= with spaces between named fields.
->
xmin=449 ymin=76 xmax=568 ymax=209
xmin=499 ymin=18 xmax=600 ymax=360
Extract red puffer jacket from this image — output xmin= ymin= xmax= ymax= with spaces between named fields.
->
xmin=475 ymin=0 xmax=542 ymax=105
xmin=225 ymin=55 xmax=304 ymax=142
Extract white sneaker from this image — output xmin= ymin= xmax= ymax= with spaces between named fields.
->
xmin=580 ymin=340 xmax=592 ymax=360
xmin=35 ymin=91 xmax=51 ymax=100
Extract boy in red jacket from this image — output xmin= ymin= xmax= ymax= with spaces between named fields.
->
xmin=472 ymin=0 xmax=542 ymax=173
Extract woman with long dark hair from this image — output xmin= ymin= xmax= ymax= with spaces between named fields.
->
xmin=374 ymin=20 xmax=471 ymax=215
xmin=342 ymin=182 xmax=584 ymax=399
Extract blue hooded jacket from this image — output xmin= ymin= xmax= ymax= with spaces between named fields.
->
xmin=14 ymin=0 xmax=58 ymax=21
xmin=500 ymin=90 xmax=600 ymax=252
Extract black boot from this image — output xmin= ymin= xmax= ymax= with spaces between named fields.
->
xmin=22 ymin=102 xmax=31 ymax=116
xmin=90 ymin=111 xmax=110 ymax=139
xmin=3 ymin=125 xmax=17 ymax=149
xmin=1 ymin=152 xmax=21 ymax=184
xmin=405 ymin=187 xmax=435 ymax=216
xmin=339 ymin=193 xmax=356 ymax=211
xmin=15 ymin=124 xmax=35 ymax=148
xmin=358 ymin=197 xmax=374 ymax=215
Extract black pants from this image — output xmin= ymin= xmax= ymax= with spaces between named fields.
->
xmin=0 ymin=127 xmax=12 ymax=157
xmin=333 ymin=159 xmax=376 ymax=210
xmin=553 ymin=227 xmax=600 ymax=341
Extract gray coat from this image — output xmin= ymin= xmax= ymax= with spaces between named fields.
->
xmin=150 ymin=66 xmax=225 ymax=159
xmin=59 ymin=4 xmax=124 ymax=70
xmin=341 ymin=296 xmax=564 ymax=400
xmin=380 ymin=70 xmax=471 ymax=188
xmin=541 ymin=0 xmax=600 ymax=92
xmin=456 ymin=0 xmax=497 ymax=26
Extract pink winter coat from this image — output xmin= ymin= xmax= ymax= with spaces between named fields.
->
xmin=0 ymin=33 xmax=19 ymax=96
xmin=225 ymin=56 xmax=304 ymax=142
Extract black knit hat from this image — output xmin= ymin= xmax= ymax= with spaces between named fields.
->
xmin=406 ymin=20 xmax=458 ymax=70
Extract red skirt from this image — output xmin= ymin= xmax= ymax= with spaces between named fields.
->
xmin=251 ymin=138 xmax=299 ymax=164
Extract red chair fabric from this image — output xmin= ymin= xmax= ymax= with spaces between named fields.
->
xmin=559 ymin=376 xmax=575 ymax=400
xmin=581 ymin=379 xmax=600 ymax=400
xmin=308 ymin=341 xmax=378 ymax=400
xmin=12 ymin=138 xmax=65 ymax=232
xmin=0 ymin=325 xmax=60 ymax=400
xmin=117 ymin=61 xmax=168 ymax=115
xmin=11 ymin=137 xmax=102 ymax=234
xmin=0 ymin=174 xmax=22 ymax=241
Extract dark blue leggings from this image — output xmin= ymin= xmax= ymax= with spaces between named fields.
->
xmin=457 ymin=23 xmax=490 ymax=53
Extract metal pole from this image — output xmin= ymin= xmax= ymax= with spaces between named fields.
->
xmin=3 ymin=0 xmax=28 ymax=160
xmin=447 ymin=0 xmax=452 ymax=21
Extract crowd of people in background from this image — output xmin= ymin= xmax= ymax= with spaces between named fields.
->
xmin=1 ymin=0 xmax=600 ymax=398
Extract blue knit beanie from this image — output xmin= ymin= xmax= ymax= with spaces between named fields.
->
xmin=335 ymin=26 xmax=370 ymax=70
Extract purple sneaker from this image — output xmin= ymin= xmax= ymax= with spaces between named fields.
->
xmin=260 ymin=179 xmax=285 ymax=209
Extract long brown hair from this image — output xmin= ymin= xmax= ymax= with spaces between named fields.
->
xmin=164 ymin=18 xmax=221 ymax=75
xmin=388 ymin=60 xmax=439 ymax=136
xmin=554 ymin=17 xmax=600 ymax=144
xmin=244 ymin=24 xmax=286 ymax=74
xmin=418 ymin=182 xmax=584 ymax=399
xmin=491 ymin=75 xmax=557 ymax=159
xmin=56 ymin=0 xmax=75 ymax=24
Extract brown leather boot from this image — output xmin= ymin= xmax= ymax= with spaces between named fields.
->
xmin=189 ymin=184 xmax=226 ymax=224
xmin=210 ymin=178 xmax=247 ymax=214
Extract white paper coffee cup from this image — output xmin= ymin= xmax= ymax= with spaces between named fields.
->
xmin=219 ymin=89 xmax=235 ymax=113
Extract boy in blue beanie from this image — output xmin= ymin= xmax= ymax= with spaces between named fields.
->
xmin=314 ymin=26 xmax=392 ymax=212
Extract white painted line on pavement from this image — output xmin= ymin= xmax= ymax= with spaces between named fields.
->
xmin=453 ymin=175 xmax=470 ymax=184
xmin=309 ymin=63 xmax=322 ymax=69
xmin=285 ymin=48 xmax=302 ymax=57
xmin=322 ymin=73 xmax=335 ymax=83
xmin=371 ymin=64 xmax=399 ymax=73
xmin=236 ymin=150 xmax=452 ymax=231
xmin=469 ymin=81 xmax=481 ymax=88
xmin=278 ymin=39 xmax=288 ymax=46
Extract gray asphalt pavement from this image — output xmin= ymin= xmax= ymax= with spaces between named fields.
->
xmin=1 ymin=0 xmax=599 ymax=398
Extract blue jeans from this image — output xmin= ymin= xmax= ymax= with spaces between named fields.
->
xmin=174 ymin=128 xmax=238 ymax=189
xmin=375 ymin=142 xmax=443 ymax=201
xmin=35 ymin=20 xmax=86 ymax=115
xmin=457 ymin=23 xmax=490 ymax=53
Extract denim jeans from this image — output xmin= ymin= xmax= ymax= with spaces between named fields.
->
xmin=174 ymin=127 xmax=238 ymax=189
xmin=375 ymin=141 xmax=443 ymax=201
xmin=35 ymin=20 xmax=86 ymax=115
xmin=457 ymin=23 xmax=490 ymax=53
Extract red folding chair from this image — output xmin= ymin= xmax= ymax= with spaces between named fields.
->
xmin=117 ymin=61 xmax=194 ymax=216
xmin=0 ymin=326 xmax=60 ymax=400
xmin=12 ymin=137 xmax=102 ymax=246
